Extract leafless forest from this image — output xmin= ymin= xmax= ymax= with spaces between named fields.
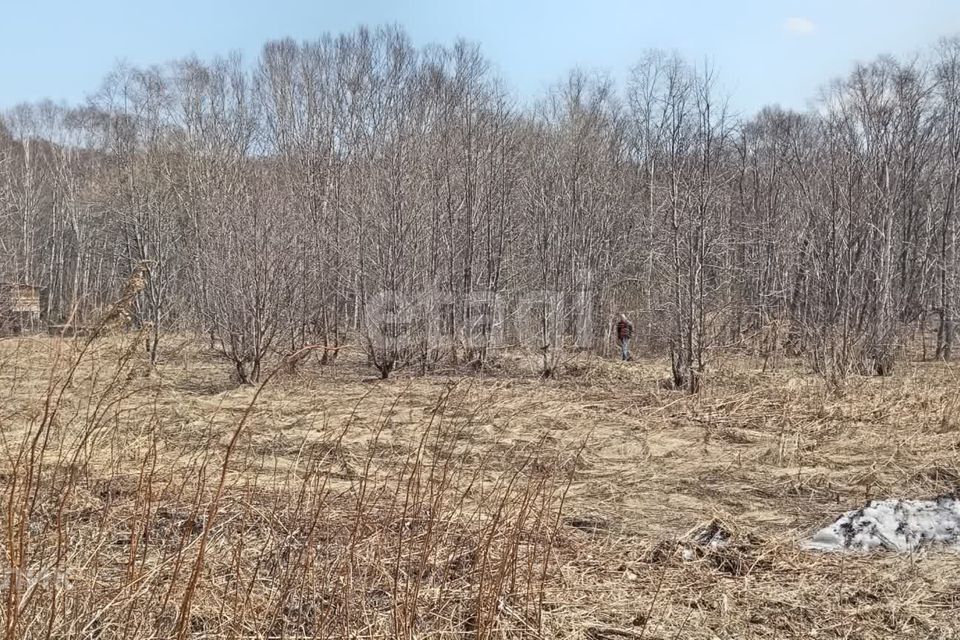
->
xmin=6 ymin=25 xmax=960 ymax=640
xmin=3 ymin=27 xmax=960 ymax=387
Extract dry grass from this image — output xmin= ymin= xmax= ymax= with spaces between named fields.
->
xmin=1 ymin=334 xmax=960 ymax=638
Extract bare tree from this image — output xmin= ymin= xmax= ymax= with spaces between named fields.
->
xmin=3 ymin=25 xmax=960 ymax=386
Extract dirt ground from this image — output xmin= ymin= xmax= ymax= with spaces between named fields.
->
xmin=2 ymin=334 xmax=960 ymax=639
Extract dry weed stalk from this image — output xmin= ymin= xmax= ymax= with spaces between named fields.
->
xmin=0 ymin=334 xmax=580 ymax=638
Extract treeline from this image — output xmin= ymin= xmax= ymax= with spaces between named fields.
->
xmin=1 ymin=26 xmax=959 ymax=387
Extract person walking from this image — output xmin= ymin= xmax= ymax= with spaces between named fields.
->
xmin=615 ymin=313 xmax=634 ymax=361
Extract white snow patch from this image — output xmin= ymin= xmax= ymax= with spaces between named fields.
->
xmin=679 ymin=520 xmax=733 ymax=562
xmin=692 ymin=520 xmax=731 ymax=549
xmin=808 ymin=496 xmax=960 ymax=552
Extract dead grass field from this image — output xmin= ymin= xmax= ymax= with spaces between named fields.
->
xmin=1 ymin=333 xmax=960 ymax=639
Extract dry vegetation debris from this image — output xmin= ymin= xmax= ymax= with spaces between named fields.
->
xmin=1 ymin=336 xmax=960 ymax=638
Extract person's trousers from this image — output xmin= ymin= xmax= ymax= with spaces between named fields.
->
xmin=619 ymin=338 xmax=630 ymax=361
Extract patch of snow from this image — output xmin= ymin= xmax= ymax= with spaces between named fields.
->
xmin=808 ymin=495 xmax=960 ymax=552
xmin=679 ymin=520 xmax=733 ymax=562
xmin=692 ymin=520 xmax=731 ymax=548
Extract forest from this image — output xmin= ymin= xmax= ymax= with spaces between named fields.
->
xmin=2 ymin=25 xmax=960 ymax=388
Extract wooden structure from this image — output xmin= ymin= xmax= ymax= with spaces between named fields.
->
xmin=0 ymin=282 xmax=44 ymax=334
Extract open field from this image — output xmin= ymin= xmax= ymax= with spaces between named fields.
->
xmin=2 ymin=334 xmax=960 ymax=638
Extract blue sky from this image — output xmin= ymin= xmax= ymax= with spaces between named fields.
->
xmin=2 ymin=0 xmax=959 ymax=115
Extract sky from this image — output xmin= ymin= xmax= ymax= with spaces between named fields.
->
xmin=1 ymin=0 xmax=959 ymax=116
